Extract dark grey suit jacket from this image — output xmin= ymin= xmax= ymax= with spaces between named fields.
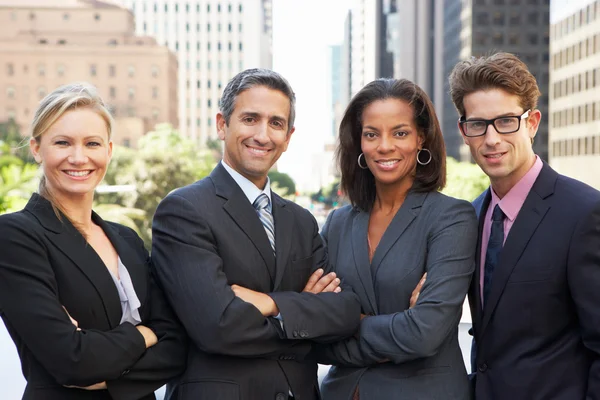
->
xmin=317 ymin=190 xmax=477 ymax=400
xmin=152 ymin=163 xmax=361 ymax=400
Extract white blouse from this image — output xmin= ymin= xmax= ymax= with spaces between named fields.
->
xmin=107 ymin=257 xmax=142 ymax=325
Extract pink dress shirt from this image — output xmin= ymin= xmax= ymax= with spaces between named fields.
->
xmin=479 ymin=156 xmax=543 ymax=304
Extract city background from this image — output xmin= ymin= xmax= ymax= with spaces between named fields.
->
xmin=1 ymin=0 xmax=598 ymax=398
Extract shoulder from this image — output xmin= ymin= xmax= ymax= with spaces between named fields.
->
xmin=554 ymin=174 xmax=600 ymax=206
xmin=422 ymin=191 xmax=477 ymax=219
xmin=0 ymin=210 xmax=39 ymax=236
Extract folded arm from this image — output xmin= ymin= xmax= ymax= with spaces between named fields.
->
xmin=151 ymin=193 xmax=313 ymax=359
xmin=317 ymin=201 xmax=477 ymax=367
xmin=0 ymin=215 xmax=147 ymax=387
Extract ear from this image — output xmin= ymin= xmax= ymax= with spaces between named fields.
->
xmin=527 ymin=109 xmax=542 ymax=140
xmin=282 ymin=126 xmax=295 ymax=152
xmin=458 ymin=121 xmax=469 ymax=145
xmin=216 ymin=113 xmax=227 ymax=140
xmin=30 ymin=137 xmax=42 ymax=164
xmin=107 ymin=140 xmax=113 ymax=159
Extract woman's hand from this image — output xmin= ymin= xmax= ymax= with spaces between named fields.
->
xmin=65 ymin=382 xmax=107 ymax=390
xmin=136 ymin=325 xmax=158 ymax=348
xmin=62 ymin=306 xmax=81 ymax=331
xmin=409 ymin=273 xmax=427 ymax=308
xmin=303 ymin=269 xmax=341 ymax=293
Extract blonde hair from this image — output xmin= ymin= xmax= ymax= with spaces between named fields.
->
xmin=31 ymin=82 xmax=114 ymax=230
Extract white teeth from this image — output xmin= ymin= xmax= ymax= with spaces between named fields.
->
xmin=248 ymin=148 xmax=268 ymax=155
xmin=378 ymin=160 xmax=398 ymax=166
xmin=66 ymin=170 xmax=91 ymax=177
xmin=486 ymin=154 xmax=503 ymax=158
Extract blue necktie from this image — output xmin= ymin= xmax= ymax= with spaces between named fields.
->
xmin=253 ymin=193 xmax=275 ymax=253
xmin=483 ymin=205 xmax=505 ymax=306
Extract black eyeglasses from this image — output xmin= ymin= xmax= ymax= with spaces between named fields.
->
xmin=459 ymin=109 xmax=530 ymax=137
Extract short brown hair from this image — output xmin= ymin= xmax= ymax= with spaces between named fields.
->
xmin=449 ymin=52 xmax=541 ymax=117
xmin=336 ymin=78 xmax=446 ymax=212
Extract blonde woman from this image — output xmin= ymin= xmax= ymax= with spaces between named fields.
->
xmin=0 ymin=83 xmax=186 ymax=400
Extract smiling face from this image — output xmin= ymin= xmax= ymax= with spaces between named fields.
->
xmin=461 ymin=88 xmax=540 ymax=196
xmin=217 ymin=85 xmax=295 ymax=189
xmin=360 ymin=98 xmax=423 ymax=190
xmin=30 ymin=108 xmax=112 ymax=203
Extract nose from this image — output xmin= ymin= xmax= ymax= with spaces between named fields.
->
xmin=483 ymin=123 xmax=502 ymax=147
xmin=68 ymin=145 xmax=88 ymax=165
xmin=252 ymin=121 xmax=270 ymax=144
xmin=377 ymin=134 xmax=394 ymax=153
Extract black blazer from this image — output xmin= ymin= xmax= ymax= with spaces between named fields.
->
xmin=0 ymin=194 xmax=187 ymax=400
xmin=469 ymin=162 xmax=600 ymax=400
xmin=151 ymin=163 xmax=361 ymax=400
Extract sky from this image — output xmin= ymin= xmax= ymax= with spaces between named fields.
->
xmin=271 ymin=0 xmax=350 ymax=192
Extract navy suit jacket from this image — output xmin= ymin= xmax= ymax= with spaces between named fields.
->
xmin=469 ymin=162 xmax=600 ymax=400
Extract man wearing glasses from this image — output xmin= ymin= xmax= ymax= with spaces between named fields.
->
xmin=449 ymin=52 xmax=600 ymax=400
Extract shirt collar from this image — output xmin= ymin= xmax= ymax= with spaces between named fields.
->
xmin=220 ymin=160 xmax=272 ymax=210
xmin=490 ymin=155 xmax=543 ymax=222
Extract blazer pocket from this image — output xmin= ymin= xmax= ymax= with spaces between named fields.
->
xmin=179 ymin=379 xmax=240 ymax=399
xmin=508 ymin=269 xmax=553 ymax=283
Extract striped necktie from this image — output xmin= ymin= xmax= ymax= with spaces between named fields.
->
xmin=253 ymin=193 xmax=275 ymax=253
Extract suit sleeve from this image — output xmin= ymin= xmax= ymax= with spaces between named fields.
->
xmin=567 ymin=200 xmax=600 ymax=400
xmin=0 ymin=214 xmax=146 ymax=387
xmin=107 ymin=232 xmax=187 ymax=400
xmin=151 ymin=193 xmax=310 ymax=359
xmin=318 ymin=201 xmax=477 ymax=366
xmin=267 ymin=209 xmax=361 ymax=343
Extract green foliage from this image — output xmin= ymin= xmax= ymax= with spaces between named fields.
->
xmin=0 ymin=120 xmax=31 ymax=162
xmin=0 ymin=162 xmax=39 ymax=213
xmin=96 ymin=123 xmax=216 ymax=246
xmin=442 ymin=157 xmax=489 ymax=201
xmin=93 ymin=203 xmax=146 ymax=236
xmin=268 ymin=171 xmax=296 ymax=197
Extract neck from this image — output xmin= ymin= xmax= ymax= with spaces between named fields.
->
xmin=373 ymin=177 xmax=414 ymax=213
xmin=491 ymin=154 xmax=537 ymax=199
xmin=49 ymin=191 xmax=95 ymax=232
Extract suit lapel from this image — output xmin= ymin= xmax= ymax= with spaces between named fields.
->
xmin=351 ymin=211 xmax=378 ymax=313
xmin=93 ymin=214 xmax=148 ymax=309
xmin=25 ymin=195 xmax=123 ymax=328
xmin=471 ymin=189 xmax=491 ymax=341
xmin=479 ymin=164 xmax=555 ymax=337
xmin=370 ymin=191 xmax=425 ymax=277
xmin=272 ymin=194 xmax=293 ymax=291
xmin=211 ymin=165 xmax=276 ymax=285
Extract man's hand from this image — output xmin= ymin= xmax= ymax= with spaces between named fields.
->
xmin=409 ymin=273 xmax=427 ymax=308
xmin=231 ymin=285 xmax=279 ymax=317
xmin=303 ymin=268 xmax=341 ymax=294
xmin=65 ymin=382 xmax=107 ymax=390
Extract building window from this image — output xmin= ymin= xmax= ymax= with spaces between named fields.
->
xmin=38 ymin=63 xmax=45 ymax=76
xmin=109 ymin=64 xmax=116 ymax=77
xmin=239 ymin=4 xmax=243 ymax=12
xmin=122 ymin=138 xmax=131 ymax=148
xmin=38 ymin=86 xmax=46 ymax=99
xmin=239 ymin=42 xmax=243 ymax=51
xmin=218 ymin=4 xmax=221 ymax=12
xmin=151 ymin=65 xmax=159 ymax=77
xmin=29 ymin=12 xmax=36 ymax=20
xmin=63 ymin=13 xmax=69 ymax=20
xmin=228 ymin=3 xmax=232 ymax=12
xmin=197 ymin=80 xmax=201 ymax=89
xmin=207 ymin=4 xmax=211 ymax=12
xmin=94 ymin=13 xmax=100 ymax=21
xmin=109 ymin=86 xmax=116 ymax=99
xmin=128 ymin=65 xmax=135 ymax=77
xmin=492 ymin=33 xmax=503 ymax=45
xmin=528 ymin=12 xmax=538 ymax=24
xmin=6 ymin=86 xmax=15 ymax=99
xmin=207 ymin=80 xmax=211 ymax=89
xmin=57 ymin=64 xmax=65 ymax=77
xmin=228 ymin=23 xmax=232 ymax=32
xmin=153 ymin=109 xmax=159 ymax=120
xmin=6 ymin=63 xmax=14 ymax=76
xmin=208 ymin=99 xmax=212 ymax=107
xmin=57 ymin=39 xmax=66 ymax=45
xmin=152 ymin=86 xmax=158 ymax=99
xmin=493 ymin=12 xmax=505 ymax=25
xmin=90 ymin=64 xmax=97 ymax=76
xmin=128 ymin=87 xmax=135 ymax=100
xmin=508 ymin=33 xmax=518 ymax=45
xmin=528 ymin=34 xmax=538 ymax=45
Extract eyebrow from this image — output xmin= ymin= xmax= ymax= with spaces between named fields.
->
xmin=363 ymin=123 xmax=410 ymax=131
xmin=465 ymin=111 xmax=522 ymax=121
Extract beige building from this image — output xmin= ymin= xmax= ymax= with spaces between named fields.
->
xmin=549 ymin=0 xmax=600 ymax=189
xmin=0 ymin=0 xmax=178 ymax=148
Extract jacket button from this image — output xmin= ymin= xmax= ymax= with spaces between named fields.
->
xmin=292 ymin=330 xmax=298 ymax=338
xmin=275 ymin=393 xmax=287 ymax=400
xmin=478 ymin=363 xmax=488 ymax=372
xmin=299 ymin=330 xmax=309 ymax=338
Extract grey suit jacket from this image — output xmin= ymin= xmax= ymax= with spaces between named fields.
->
xmin=317 ymin=190 xmax=477 ymax=400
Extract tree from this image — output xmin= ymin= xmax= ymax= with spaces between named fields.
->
xmin=443 ymin=157 xmax=489 ymax=201
xmin=0 ymin=162 xmax=39 ymax=213
xmin=0 ymin=120 xmax=31 ymax=162
xmin=268 ymin=171 xmax=296 ymax=197
xmin=96 ymin=123 xmax=215 ymax=246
